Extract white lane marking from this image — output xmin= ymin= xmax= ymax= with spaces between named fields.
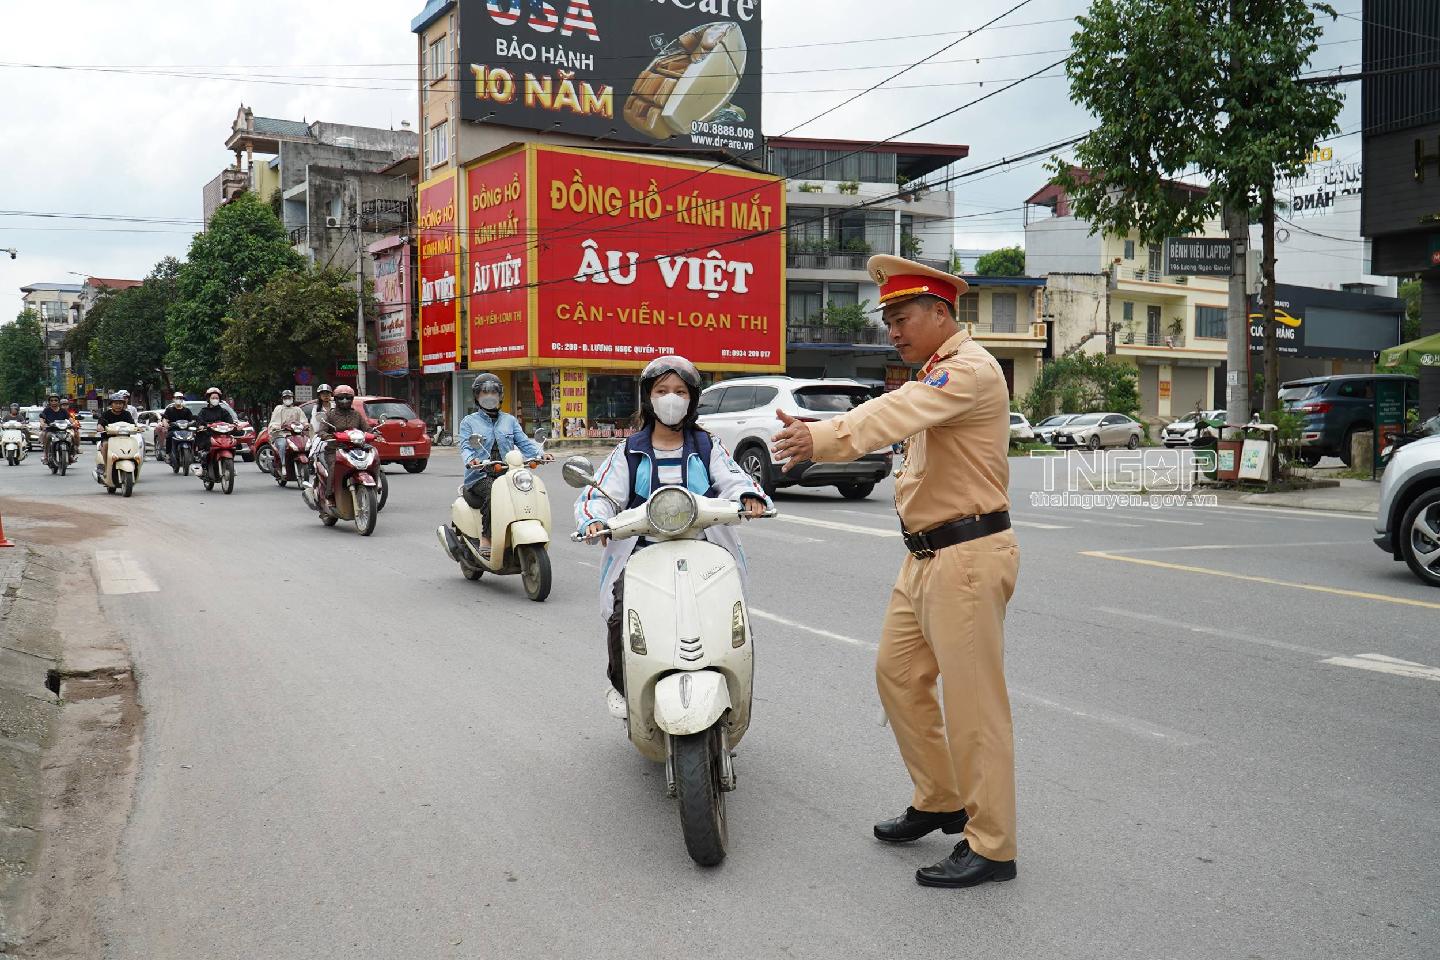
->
xmin=93 ymin=550 xmax=159 ymax=595
xmin=1093 ymin=606 xmax=1336 ymax=658
xmin=1011 ymin=519 xmax=1069 ymax=529
xmin=1322 ymin=654 xmax=1440 ymax=683
xmin=1191 ymin=503 xmax=1373 ymax=521
xmin=778 ymin=515 xmax=899 ymax=537
xmin=1018 ymin=514 xmax=1141 ymax=529
xmin=750 ymin=608 xmax=875 ymax=648
xmin=1106 ymin=540 xmax=1368 ymax=555
xmin=1009 ymin=687 xmax=1201 ymax=745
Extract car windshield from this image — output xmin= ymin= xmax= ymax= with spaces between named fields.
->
xmin=1069 ymin=414 xmax=1103 ymax=426
xmin=1037 ymin=415 xmax=1071 ymax=427
xmin=1010 ymin=413 xmax=1023 ymax=424
xmin=364 ymin=400 xmax=418 ymax=421
xmin=792 ymin=385 xmax=871 ymax=412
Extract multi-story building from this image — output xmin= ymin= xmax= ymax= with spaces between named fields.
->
xmin=19 ymin=282 xmax=84 ymax=396
xmin=1025 ymin=178 xmax=1229 ymax=417
xmin=771 ymin=136 xmax=1047 ymax=396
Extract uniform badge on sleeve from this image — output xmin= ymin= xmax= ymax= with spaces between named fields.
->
xmin=923 ymin=370 xmax=950 ymax=389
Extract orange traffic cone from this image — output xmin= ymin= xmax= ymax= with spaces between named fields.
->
xmin=0 ymin=505 xmax=15 ymax=547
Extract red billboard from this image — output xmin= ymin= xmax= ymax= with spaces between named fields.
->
xmin=417 ymin=172 xmax=461 ymax=374
xmin=369 ymin=237 xmax=411 ymax=376
xmin=465 ymin=148 xmax=531 ymax=367
xmin=531 ymin=145 xmax=784 ymax=371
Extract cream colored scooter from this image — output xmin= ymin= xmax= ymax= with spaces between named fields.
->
xmin=95 ymin=422 xmax=143 ymax=497
xmin=436 ymin=446 xmax=554 ymax=601
xmin=563 ymin=456 xmax=775 ymax=867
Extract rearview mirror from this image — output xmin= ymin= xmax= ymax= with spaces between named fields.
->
xmin=562 ymin=456 xmax=596 ymax=489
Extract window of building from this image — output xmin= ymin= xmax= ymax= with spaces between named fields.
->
xmin=956 ymin=291 xmax=979 ymax=324
xmin=788 ymin=282 xmax=823 ymax=324
xmin=428 ymin=36 xmax=447 ymax=84
xmin=328 ymin=197 xmax=343 ymax=221
xmin=826 ymin=282 xmax=859 ymax=308
xmin=1195 ymin=305 xmax=1226 ymax=339
xmin=429 ymin=120 xmax=450 ymax=167
xmin=1123 ymin=239 xmax=1135 ymax=260
xmin=991 ymin=292 xmax=1018 ymax=333
xmin=1148 ymin=245 xmax=1163 ymax=276
xmin=769 ymin=148 xmax=896 ymax=184
xmin=1122 ymin=301 xmax=1134 ymax=322
xmin=786 ymin=206 xmax=824 ymax=249
xmin=832 ymin=209 xmax=894 ymax=255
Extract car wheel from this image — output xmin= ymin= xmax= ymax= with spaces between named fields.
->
xmin=1299 ymin=450 xmax=1321 ymax=467
xmin=737 ymin=444 xmax=775 ymax=496
xmin=837 ymin=482 xmax=874 ymax=500
xmin=403 ymin=459 xmax=427 ymax=474
xmin=1399 ymin=489 xmax=1440 ymax=588
xmin=1087 ymin=435 xmax=1101 ymax=451
xmin=1126 ymin=433 xmax=1140 ymax=449
xmin=1340 ymin=426 xmax=1365 ymax=467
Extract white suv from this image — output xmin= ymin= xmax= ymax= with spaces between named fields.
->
xmin=697 ymin=376 xmax=893 ymax=499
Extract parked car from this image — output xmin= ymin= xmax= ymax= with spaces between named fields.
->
xmin=74 ymin=411 xmax=102 ymax=443
xmin=1009 ymin=412 xmax=1034 ymax=444
xmin=697 ymin=376 xmax=892 ymax=499
xmin=1162 ymin=409 xmax=1225 ymax=447
xmin=1373 ymin=434 xmax=1440 ymax=587
xmin=20 ymin=406 xmax=43 ymax=449
xmin=1051 ymin=412 xmax=1145 ymax=450
xmin=1033 ymin=413 xmax=1081 ymax=445
xmin=1280 ymin=373 xmax=1419 ymax=466
xmin=297 ymin=396 xmax=431 ymax=472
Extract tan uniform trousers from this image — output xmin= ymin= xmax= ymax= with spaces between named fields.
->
xmin=877 ymin=528 xmax=1019 ymax=861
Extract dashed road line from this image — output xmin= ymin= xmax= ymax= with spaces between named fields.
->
xmin=1321 ymin=654 xmax=1440 ymax=682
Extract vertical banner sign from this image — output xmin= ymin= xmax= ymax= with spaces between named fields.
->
xmin=418 ymin=172 xmax=461 ymax=374
xmin=884 ymin=365 xmax=912 ymax=391
xmin=372 ymin=240 xmax=411 ymax=375
xmin=1375 ymin=379 xmax=1407 ymax=471
xmin=558 ymin=368 xmax=588 ymax=437
xmin=532 ymin=144 xmax=784 ymax=371
xmin=465 ymin=149 xmax=531 ymax=366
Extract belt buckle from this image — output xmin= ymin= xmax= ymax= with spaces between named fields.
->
xmin=906 ymin=530 xmax=935 ymax=559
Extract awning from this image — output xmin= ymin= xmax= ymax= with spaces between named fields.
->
xmin=1379 ymin=332 xmax=1440 ymax=368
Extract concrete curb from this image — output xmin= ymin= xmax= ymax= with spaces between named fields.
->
xmin=1236 ymin=493 xmax=1379 ymax=514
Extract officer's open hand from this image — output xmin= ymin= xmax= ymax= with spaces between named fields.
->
xmin=771 ymin=410 xmax=813 ymax=474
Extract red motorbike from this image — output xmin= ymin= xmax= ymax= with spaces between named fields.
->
xmin=196 ymin=422 xmax=238 ymax=495
xmin=303 ymin=428 xmax=381 ymax=536
xmin=269 ymin=421 xmax=311 ymax=487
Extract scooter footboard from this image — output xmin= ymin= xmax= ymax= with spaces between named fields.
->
xmin=653 ymin=670 xmax=731 ymax=737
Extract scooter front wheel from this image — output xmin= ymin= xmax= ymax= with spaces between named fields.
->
xmin=220 ymin=460 xmax=235 ymax=495
xmin=519 ymin=544 xmax=551 ymax=602
xmin=353 ymin=485 xmax=377 ymax=536
xmin=121 ymin=474 xmax=134 ymax=498
xmin=673 ymin=725 xmax=728 ymax=867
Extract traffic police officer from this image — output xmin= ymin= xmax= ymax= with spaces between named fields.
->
xmin=772 ymin=254 xmax=1020 ymax=888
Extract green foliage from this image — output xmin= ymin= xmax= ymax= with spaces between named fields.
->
xmin=1052 ymin=0 xmax=1343 ymax=242
xmin=269 ymin=188 xmax=284 ymax=221
xmin=1399 ymin=278 xmax=1421 ymax=342
xmin=167 ymin=191 xmax=304 ymax=387
xmin=0 ymin=310 xmax=49 ymax=405
xmin=901 ymin=233 xmax=923 ymax=259
xmin=1019 ymin=353 xmax=1141 ymax=421
xmin=974 ymin=245 xmax=1026 ymax=277
xmin=822 ymin=299 xmax=873 ymax=336
xmin=88 ymin=258 xmax=181 ymax=394
xmin=219 ymin=265 xmax=368 ymax=408
xmin=837 ymin=180 xmax=860 ymax=195
xmin=62 ymin=290 xmax=113 ymax=378
xmin=842 ymin=236 xmax=872 ymax=254
xmin=797 ymin=183 xmax=822 ymax=193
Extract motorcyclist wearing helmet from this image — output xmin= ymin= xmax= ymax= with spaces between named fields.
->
xmin=193 ymin=387 xmax=236 ymax=469
xmin=310 ymin=384 xmax=334 ymax=434
xmin=266 ymin=388 xmax=308 ymax=475
xmin=459 ymin=373 xmax=551 ymax=556
xmin=97 ymin=392 xmax=137 ymax=462
xmin=574 ymin=355 xmax=769 ymax=701
xmin=161 ymin=391 xmax=191 ymax=462
xmin=40 ymin=393 xmax=76 ymax=464
xmin=314 ymin=385 xmax=368 ymax=499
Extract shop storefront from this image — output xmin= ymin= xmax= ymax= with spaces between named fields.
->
xmin=420 ymin=142 xmax=786 ymax=440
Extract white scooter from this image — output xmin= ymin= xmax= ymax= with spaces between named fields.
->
xmin=2 ymin=419 xmax=28 ymax=466
xmin=437 ymin=446 xmax=553 ymax=601
xmin=95 ymin=422 xmax=143 ymax=496
xmin=563 ymin=455 xmax=775 ymax=867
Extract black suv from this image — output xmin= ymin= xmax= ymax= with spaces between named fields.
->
xmin=1280 ymin=374 xmax=1419 ymax=466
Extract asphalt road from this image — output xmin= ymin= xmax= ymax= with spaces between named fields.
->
xmin=3 ymin=446 xmax=1437 ymax=960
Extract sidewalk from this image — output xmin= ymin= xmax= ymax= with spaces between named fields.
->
xmin=1214 ymin=478 xmax=1381 ymax=515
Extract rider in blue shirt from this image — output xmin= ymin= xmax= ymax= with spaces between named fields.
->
xmin=459 ymin=373 xmax=550 ymax=555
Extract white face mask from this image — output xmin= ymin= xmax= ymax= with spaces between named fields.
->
xmin=282 ymin=399 xmax=293 ymax=407
xmin=652 ymin=393 xmax=689 ymax=427
xmin=207 ymin=398 xmax=219 ymax=407
xmin=478 ymin=394 xmax=500 ymax=411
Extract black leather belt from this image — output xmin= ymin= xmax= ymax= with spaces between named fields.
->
xmin=901 ymin=511 xmax=1011 ymax=558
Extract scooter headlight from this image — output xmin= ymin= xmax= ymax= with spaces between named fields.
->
xmin=512 ymin=469 xmax=534 ymax=493
xmin=731 ymin=602 xmax=746 ymax=648
xmin=647 ymin=487 xmax=697 ymax=536
xmin=627 ymin=609 xmax=646 ymax=655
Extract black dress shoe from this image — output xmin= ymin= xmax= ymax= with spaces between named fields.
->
xmin=915 ymin=840 xmax=1017 ymax=888
xmin=873 ymin=806 xmax=968 ymax=843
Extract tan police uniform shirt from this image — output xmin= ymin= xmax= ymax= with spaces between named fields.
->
xmin=806 ymin=329 xmax=1011 ymax=533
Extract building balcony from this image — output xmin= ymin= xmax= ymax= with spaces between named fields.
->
xmin=361 ymin=198 xmax=412 ymax=231
xmin=288 ymin=226 xmax=308 ymax=248
xmin=966 ymin=320 xmax=1047 ymax=344
xmin=787 ymin=323 xmax=891 ymax=346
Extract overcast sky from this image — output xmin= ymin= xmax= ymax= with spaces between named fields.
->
xmin=0 ymin=0 xmax=1362 ymax=322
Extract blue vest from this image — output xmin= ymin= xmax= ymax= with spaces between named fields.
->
xmin=624 ymin=426 xmax=715 ymax=509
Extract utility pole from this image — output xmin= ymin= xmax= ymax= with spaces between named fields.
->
xmin=1225 ymin=204 xmax=1250 ymax=431
xmin=1261 ymin=178 xmax=1278 ymax=418
xmin=354 ymin=180 xmax=368 ymax=396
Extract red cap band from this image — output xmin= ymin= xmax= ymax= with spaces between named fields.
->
xmin=877 ymin=273 xmax=959 ymax=309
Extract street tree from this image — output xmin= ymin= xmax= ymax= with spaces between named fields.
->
xmin=1400 ymin=278 xmax=1421 ymax=343
xmin=219 ymin=265 xmax=370 ymax=408
xmin=167 ymin=192 xmax=304 ymax=387
xmin=1019 ymin=352 xmax=1140 ymax=422
xmin=974 ymin=246 xmax=1026 ymax=277
xmin=1055 ymin=0 xmax=1343 ymax=425
xmin=62 ymin=288 xmax=114 ymax=381
xmin=0 ymin=310 xmax=50 ymax=405
xmin=89 ymin=258 xmax=181 ymax=396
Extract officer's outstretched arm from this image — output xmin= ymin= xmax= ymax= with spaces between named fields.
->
xmin=809 ymin=363 xmax=985 ymax=463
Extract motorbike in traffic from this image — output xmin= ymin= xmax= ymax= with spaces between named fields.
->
xmin=269 ymin=422 xmax=312 ymax=487
xmin=2 ymin=419 xmax=28 ymax=466
xmin=95 ymin=423 xmax=143 ymax=496
xmin=563 ymin=455 xmax=775 ymax=866
xmin=303 ymin=429 xmax=381 ymax=535
xmin=195 ymin=422 xmax=238 ymax=494
xmin=164 ymin=420 xmax=196 ymax=474
xmin=44 ymin=422 xmax=75 ymax=475
xmin=436 ymin=446 xmax=553 ymax=601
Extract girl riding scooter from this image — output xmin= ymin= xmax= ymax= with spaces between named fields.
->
xmin=575 ymin=355 xmax=770 ymax=714
xmin=460 ymin=373 xmax=551 ymax=558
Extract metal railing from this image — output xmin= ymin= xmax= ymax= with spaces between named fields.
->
xmin=1127 ymin=267 xmax=1188 ymax=284
xmin=786 ymin=252 xmax=873 ymax=271
xmin=361 ymin=198 xmax=411 ymax=229
xmin=288 ymin=227 xmax=308 ymax=247
xmin=787 ymin=323 xmax=890 ymax=345
xmin=1119 ymin=329 xmax=1187 ymax=348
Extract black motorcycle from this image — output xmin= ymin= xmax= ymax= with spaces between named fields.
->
xmin=44 ymin=423 xmax=74 ymax=476
xmin=166 ymin=421 xmax=196 ymax=474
